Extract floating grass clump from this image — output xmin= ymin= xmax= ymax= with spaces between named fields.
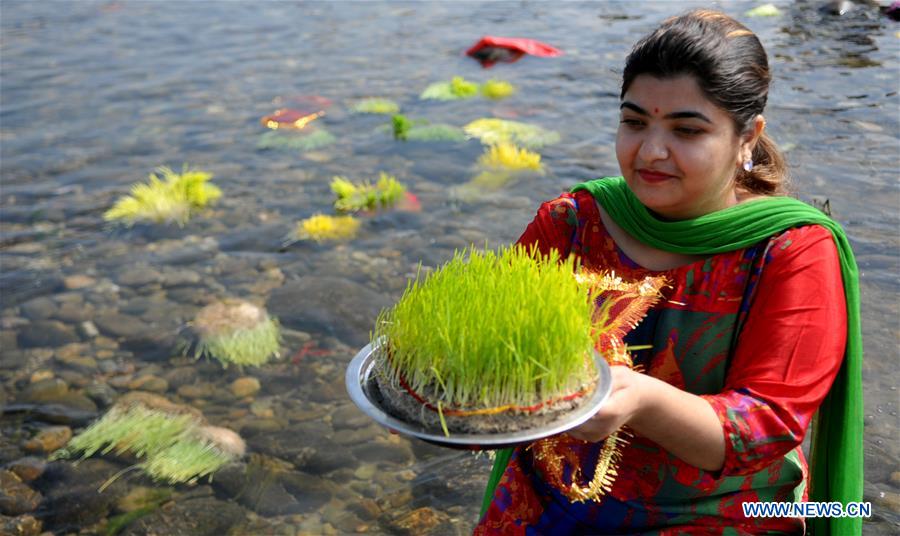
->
xmin=257 ymin=129 xmax=336 ymax=152
xmin=104 ymin=166 xmax=221 ymax=226
xmin=51 ymin=404 xmax=241 ymax=486
xmin=745 ymin=3 xmax=780 ymax=17
xmin=391 ymin=114 xmax=466 ymax=142
xmin=187 ymin=300 xmax=281 ymax=368
xmin=479 ymin=142 xmax=542 ymax=171
xmin=352 ymin=98 xmax=400 ymax=114
xmin=374 ymin=245 xmax=599 ymax=412
xmin=420 ymin=76 xmax=480 ymax=100
xmin=464 ymin=118 xmax=561 ymax=149
xmin=481 ymin=79 xmax=516 ymax=99
xmin=331 ymin=173 xmax=407 ymax=213
xmin=291 ymin=214 xmax=360 ymax=243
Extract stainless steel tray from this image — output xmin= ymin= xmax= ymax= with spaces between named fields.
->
xmin=345 ymin=340 xmax=612 ymax=450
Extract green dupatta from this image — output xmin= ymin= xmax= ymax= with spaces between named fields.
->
xmin=481 ymin=177 xmax=862 ymax=536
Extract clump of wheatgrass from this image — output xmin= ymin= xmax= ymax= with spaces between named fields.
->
xmin=51 ymin=403 xmax=243 ymax=487
xmin=374 ymin=245 xmax=600 ymax=410
xmin=331 ymin=173 xmax=407 ymax=213
xmin=420 ymin=76 xmax=480 ymax=100
xmin=391 ymin=114 xmax=466 ymax=142
xmin=481 ymin=79 xmax=516 ymax=99
xmin=103 ymin=166 xmax=221 ymax=226
xmin=352 ymin=98 xmax=400 ymax=114
xmin=288 ymin=214 xmax=361 ymax=243
xmin=187 ymin=299 xmax=281 ymax=368
xmin=478 ymin=142 xmax=542 ymax=171
xmin=464 ymin=118 xmax=561 ymax=149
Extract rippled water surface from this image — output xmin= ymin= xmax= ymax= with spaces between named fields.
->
xmin=1 ymin=1 xmax=898 ymax=534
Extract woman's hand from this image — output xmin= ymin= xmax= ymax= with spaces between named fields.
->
xmin=567 ymin=366 xmax=646 ymax=442
xmin=565 ymin=365 xmax=727 ymax=472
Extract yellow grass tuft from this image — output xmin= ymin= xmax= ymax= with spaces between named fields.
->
xmin=479 ymin=142 xmax=542 ymax=171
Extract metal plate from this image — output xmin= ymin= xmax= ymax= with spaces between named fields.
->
xmin=345 ymin=341 xmax=613 ymax=450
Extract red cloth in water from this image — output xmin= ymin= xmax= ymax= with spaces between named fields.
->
xmin=466 ymin=36 xmax=562 ymax=67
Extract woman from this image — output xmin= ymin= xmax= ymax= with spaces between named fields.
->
xmin=475 ymin=9 xmax=862 ymax=536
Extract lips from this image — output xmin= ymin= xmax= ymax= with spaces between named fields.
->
xmin=637 ymin=169 xmax=676 ymax=183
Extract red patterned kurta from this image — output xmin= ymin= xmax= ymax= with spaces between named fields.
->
xmin=475 ymin=190 xmax=847 ymax=535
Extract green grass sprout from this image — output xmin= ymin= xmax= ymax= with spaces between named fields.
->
xmin=189 ymin=300 xmax=281 ymax=368
xmin=479 ymin=142 xmax=542 ymax=171
xmin=464 ymin=118 xmax=561 ymax=149
xmin=289 ymin=214 xmax=361 ymax=243
xmin=481 ymin=79 xmax=516 ymax=99
xmin=391 ymin=114 xmax=466 ymax=142
xmin=352 ymin=98 xmax=400 ymax=114
xmin=104 ymin=166 xmax=221 ymax=226
xmin=257 ymin=129 xmax=336 ymax=152
xmin=420 ymin=76 xmax=480 ymax=100
xmin=51 ymin=405 xmax=237 ymax=486
xmin=331 ymin=173 xmax=407 ymax=213
xmin=374 ymin=245 xmax=600 ymax=409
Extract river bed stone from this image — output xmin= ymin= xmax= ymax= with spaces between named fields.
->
xmin=17 ymin=321 xmax=79 ymax=348
xmin=0 ymin=470 xmax=42 ymax=515
xmin=0 ymin=513 xmax=42 ymax=536
xmin=23 ymin=426 xmax=72 ymax=454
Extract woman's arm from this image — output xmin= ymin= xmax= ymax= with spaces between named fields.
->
xmin=567 ymin=366 xmax=726 ymax=471
xmin=569 ymin=225 xmax=847 ymax=475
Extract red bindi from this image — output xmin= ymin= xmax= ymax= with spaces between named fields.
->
xmin=654 ymin=107 xmax=659 ymax=114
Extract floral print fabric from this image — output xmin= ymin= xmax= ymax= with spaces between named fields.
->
xmin=475 ymin=190 xmax=847 ymax=535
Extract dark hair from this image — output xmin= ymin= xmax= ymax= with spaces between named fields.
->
xmin=621 ymin=9 xmax=788 ymax=195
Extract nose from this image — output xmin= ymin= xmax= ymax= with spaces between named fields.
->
xmin=637 ymin=129 xmax=668 ymax=162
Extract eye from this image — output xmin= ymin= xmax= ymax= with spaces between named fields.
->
xmin=674 ymin=126 xmax=703 ymax=136
xmin=619 ymin=118 xmax=644 ymax=129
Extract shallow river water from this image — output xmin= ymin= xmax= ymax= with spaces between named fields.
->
xmin=1 ymin=1 xmax=898 ymax=534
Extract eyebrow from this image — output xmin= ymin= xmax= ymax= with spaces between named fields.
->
xmin=620 ymin=101 xmax=712 ymax=124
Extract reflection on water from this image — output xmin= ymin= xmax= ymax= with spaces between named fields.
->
xmin=1 ymin=1 xmax=898 ymax=534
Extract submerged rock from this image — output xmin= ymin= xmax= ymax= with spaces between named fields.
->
xmin=0 ymin=514 xmax=42 ymax=536
xmin=267 ymin=277 xmax=390 ymax=347
xmin=0 ymin=470 xmax=42 ymax=515
xmin=119 ymin=489 xmax=244 ymax=536
xmin=22 ymin=426 xmax=72 ymax=454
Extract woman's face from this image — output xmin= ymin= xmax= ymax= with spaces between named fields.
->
xmin=616 ymin=74 xmax=748 ymax=220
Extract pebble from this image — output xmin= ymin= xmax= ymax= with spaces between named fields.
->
xmin=63 ymin=275 xmax=96 ymax=289
xmin=5 ymin=457 xmax=46 ymax=482
xmin=23 ymin=425 xmax=72 ymax=453
xmin=0 ymin=514 xmax=42 ymax=536
xmin=177 ymin=382 xmax=216 ymax=399
xmin=162 ymin=365 xmax=198 ymax=389
xmin=56 ymin=302 xmax=92 ymax=323
xmin=117 ymin=265 xmax=163 ymax=287
xmin=17 ymin=321 xmax=79 ymax=348
xmin=231 ymin=377 xmax=261 ymax=398
xmin=29 ymin=370 xmax=54 ymax=383
xmin=353 ymin=464 xmax=377 ymax=480
xmin=93 ymin=312 xmax=147 ymax=339
xmin=890 ymin=471 xmax=900 ymax=487
xmin=874 ymin=490 xmax=900 ymax=513
xmin=0 ymin=469 xmax=42 ymax=515
xmin=84 ymin=382 xmax=118 ymax=408
xmin=250 ymin=399 xmax=275 ymax=418
xmin=77 ymin=320 xmax=100 ymax=338
xmin=239 ymin=418 xmax=286 ymax=437
xmin=128 ymin=375 xmax=169 ymax=393
xmin=19 ymin=378 xmax=68 ymax=403
xmin=19 ymin=297 xmax=57 ymax=320
xmin=390 ymin=506 xmax=450 ymax=535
